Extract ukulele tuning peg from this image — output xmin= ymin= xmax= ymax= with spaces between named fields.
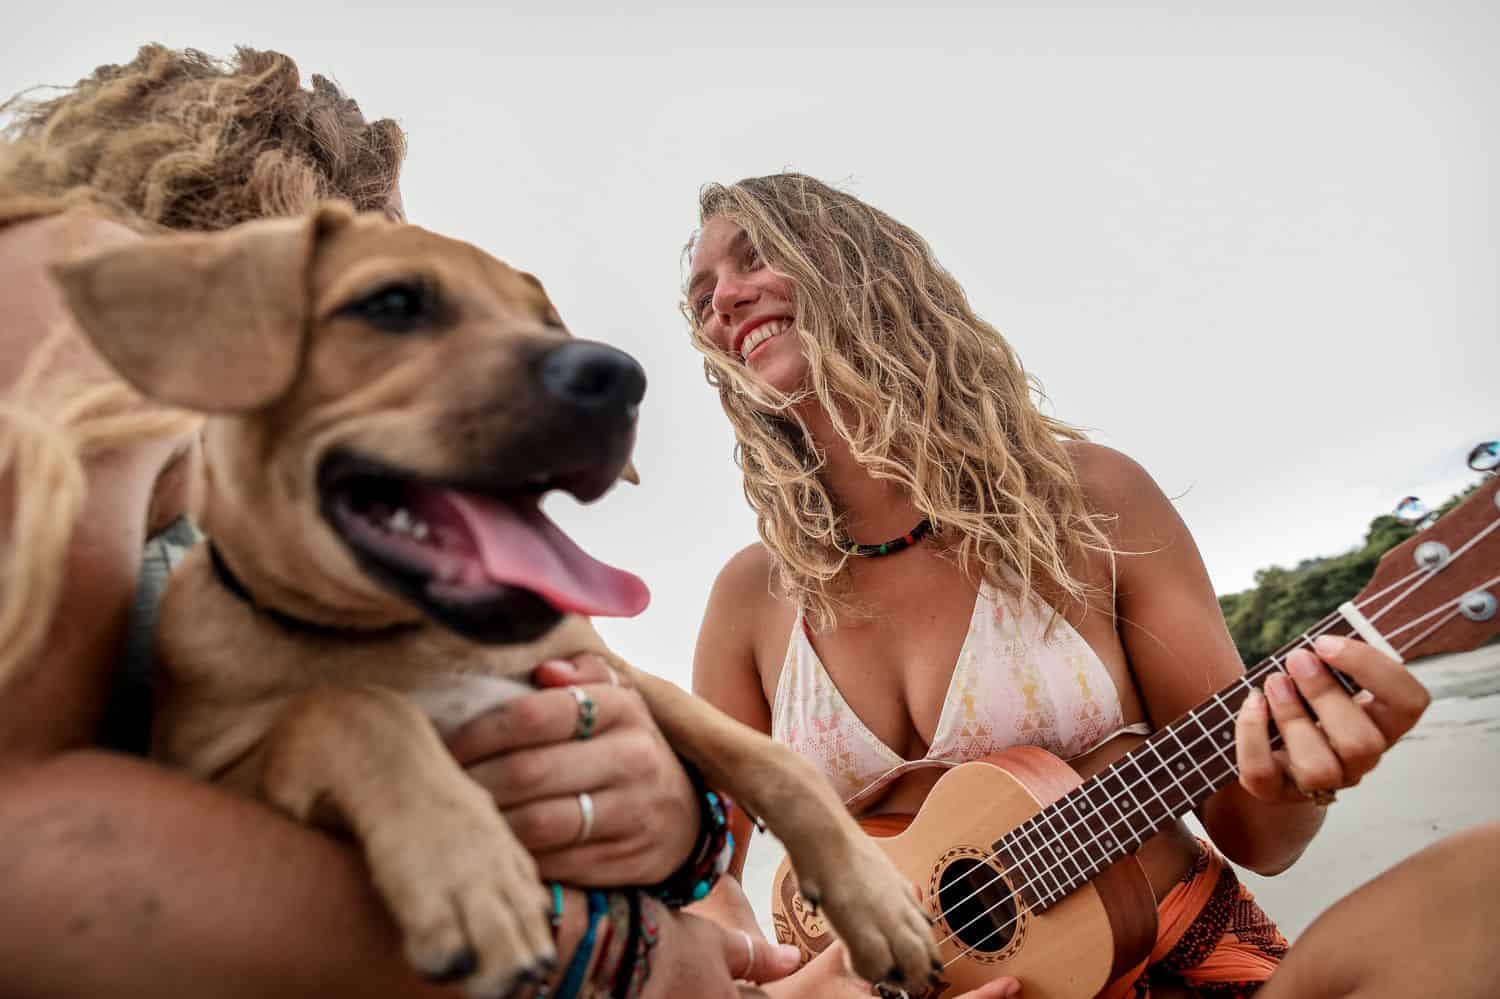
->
xmin=1468 ymin=440 xmax=1499 ymax=474
xmin=1459 ymin=590 xmax=1497 ymax=623
xmin=1394 ymin=496 xmax=1430 ymax=525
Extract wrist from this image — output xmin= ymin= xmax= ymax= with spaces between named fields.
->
xmin=644 ymin=757 xmax=734 ymax=908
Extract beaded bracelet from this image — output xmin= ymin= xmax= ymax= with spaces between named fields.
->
xmin=644 ymin=757 xmax=735 ymax=908
xmin=542 ymin=889 xmax=609 ymax=999
xmin=610 ymin=890 xmax=659 ymax=999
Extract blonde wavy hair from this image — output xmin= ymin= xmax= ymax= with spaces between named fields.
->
xmin=0 ymin=44 xmax=405 ymax=687
xmin=686 ymin=173 xmax=1114 ymax=629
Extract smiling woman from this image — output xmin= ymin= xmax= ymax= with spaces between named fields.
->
xmin=677 ymin=172 xmax=1496 ymax=999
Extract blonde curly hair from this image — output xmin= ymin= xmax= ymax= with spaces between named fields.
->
xmin=686 ymin=173 xmax=1114 ymax=629
xmin=0 ymin=44 xmax=405 ymax=687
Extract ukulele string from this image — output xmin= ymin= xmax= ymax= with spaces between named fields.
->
xmin=933 ymin=544 xmax=1498 ymax=964
xmin=929 ymin=649 xmax=1327 ymax=958
xmin=1360 ymin=518 xmax=1500 ymax=635
xmin=932 ymin=526 xmax=1497 ymax=951
xmin=938 ymin=574 xmax=1494 ymax=967
xmin=938 ymin=596 xmax=1464 ymax=968
xmin=930 ymin=613 xmax=1352 ymax=954
xmin=1385 ymin=572 xmax=1500 ymax=653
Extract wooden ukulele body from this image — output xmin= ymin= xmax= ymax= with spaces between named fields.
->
xmin=772 ymin=748 xmax=1158 ymax=999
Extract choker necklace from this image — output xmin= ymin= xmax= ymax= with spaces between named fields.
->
xmin=837 ymin=518 xmax=932 ymax=557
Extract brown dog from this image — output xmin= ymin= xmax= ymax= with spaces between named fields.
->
xmin=51 ymin=203 xmax=939 ymax=997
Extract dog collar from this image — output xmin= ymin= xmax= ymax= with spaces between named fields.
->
xmin=207 ymin=542 xmax=415 ymax=639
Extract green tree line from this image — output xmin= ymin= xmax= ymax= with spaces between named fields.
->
xmin=1217 ymin=486 xmax=1478 ymax=666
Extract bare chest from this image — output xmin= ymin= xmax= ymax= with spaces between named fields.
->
xmin=759 ymin=555 xmax=983 ymax=759
xmin=755 ymin=552 xmax=1145 ymax=763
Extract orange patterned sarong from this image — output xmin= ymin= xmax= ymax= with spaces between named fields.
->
xmin=1099 ymin=843 xmax=1288 ymax=999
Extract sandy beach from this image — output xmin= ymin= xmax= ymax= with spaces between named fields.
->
xmin=739 ymin=643 xmax=1500 ymax=942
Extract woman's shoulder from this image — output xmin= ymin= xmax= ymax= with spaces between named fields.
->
xmin=1063 ymin=440 xmax=1167 ymax=510
xmin=711 ymin=542 xmax=778 ymax=606
xmin=1061 ymin=440 xmax=1185 ymax=552
xmin=1062 ymin=439 xmax=1151 ymax=490
xmin=702 ymin=541 xmax=799 ymax=643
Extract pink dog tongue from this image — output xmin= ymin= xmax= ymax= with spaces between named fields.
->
xmin=433 ymin=491 xmax=649 ymax=618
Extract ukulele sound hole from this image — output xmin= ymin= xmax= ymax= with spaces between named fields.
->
xmin=937 ymin=857 xmax=1018 ymax=954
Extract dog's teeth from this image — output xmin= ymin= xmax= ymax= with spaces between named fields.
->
xmin=388 ymin=508 xmax=413 ymax=533
xmin=410 ymin=521 xmax=430 ymax=541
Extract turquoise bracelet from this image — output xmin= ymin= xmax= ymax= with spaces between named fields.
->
xmin=548 ymin=889 xmax=608 ymax=999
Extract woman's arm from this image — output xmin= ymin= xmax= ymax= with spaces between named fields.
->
xmin=686 ymin=545 xmax=779 ymax=937
xmin=1080 ymin=444 xmax=1427 ymax=875
xmin=1078 ymin=444 xmax=1329 ymax=874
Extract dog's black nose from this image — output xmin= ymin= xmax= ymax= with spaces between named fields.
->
xmin=538 ymin=341 xmax=646 ymax=412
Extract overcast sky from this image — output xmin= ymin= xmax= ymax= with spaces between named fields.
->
xmin=6 ymin=1 xmax=1496 ymax=689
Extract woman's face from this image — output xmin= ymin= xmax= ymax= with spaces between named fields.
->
xmin=687 ymin=217 xmax=808 ymax=394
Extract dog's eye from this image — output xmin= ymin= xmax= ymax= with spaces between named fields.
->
xmin=344 ymin=281 xmax=438 ymax=333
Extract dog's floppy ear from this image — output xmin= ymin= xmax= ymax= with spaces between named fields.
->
xmin=51 ymin=203 xmax=353 ymax=413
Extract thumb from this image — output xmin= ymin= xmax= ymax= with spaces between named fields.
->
xmin=719 ymin=925 xmax=803 ymax=983
xmin=532 ymin=654 xmax=623 ymax=689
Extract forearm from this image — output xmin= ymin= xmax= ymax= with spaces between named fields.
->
xmin=0 ymin=749 xmax=748 ymax=999
xmin=0 ymin=749 xmax=459 ymax=999
xmin=1198 ymin=782 xmax=1326 ymax=876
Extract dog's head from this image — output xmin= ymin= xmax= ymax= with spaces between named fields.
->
xmin=53 ymin=203 xmax=649 ymax=643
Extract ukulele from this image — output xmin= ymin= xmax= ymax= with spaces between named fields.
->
xmin=771 ymin=472 xmax=1500 ymax=999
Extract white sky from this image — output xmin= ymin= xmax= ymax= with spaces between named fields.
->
xmin=7 ymin=2 xmax=1496 ymax=690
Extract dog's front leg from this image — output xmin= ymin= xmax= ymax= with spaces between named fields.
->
xmin=619 ymin=665 xmax=941 ymax=995
xmin=258 ymin=684 xmax=555 ymax=998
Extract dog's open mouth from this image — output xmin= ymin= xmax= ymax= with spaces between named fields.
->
xmin=319 ymin=456 xmax=649 ymax=635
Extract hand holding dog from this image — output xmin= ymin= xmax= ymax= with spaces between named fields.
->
xmin=448 ymin=655 xmax=700 ymax=885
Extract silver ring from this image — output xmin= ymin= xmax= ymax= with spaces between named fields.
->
xmin=573 ymin=791 xmax=595 ymax=845
xmin=740 ymin=930 xmax=754 ymax=978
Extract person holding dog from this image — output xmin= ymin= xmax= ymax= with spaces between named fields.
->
xmin=681 ymin=172 xmax=1498 ymax=998
xmin=0 ymin=46 xmax=830 ymax=999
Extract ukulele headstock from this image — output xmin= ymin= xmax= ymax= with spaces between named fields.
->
xmin=1354 ymin=451 xmax=1500 ymax=663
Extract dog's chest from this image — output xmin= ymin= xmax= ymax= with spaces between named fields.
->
xmin=404 ymin=673 xmax=534 ymax=736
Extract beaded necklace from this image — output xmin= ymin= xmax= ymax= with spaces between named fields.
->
xmin=837 ymin=518 xmax=932 ymax=557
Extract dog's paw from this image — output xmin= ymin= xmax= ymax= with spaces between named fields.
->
xmin=366 ymin=783 xmax=556 ymax=998
xmin=793 ymin=836 xmax=940 ymax=994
